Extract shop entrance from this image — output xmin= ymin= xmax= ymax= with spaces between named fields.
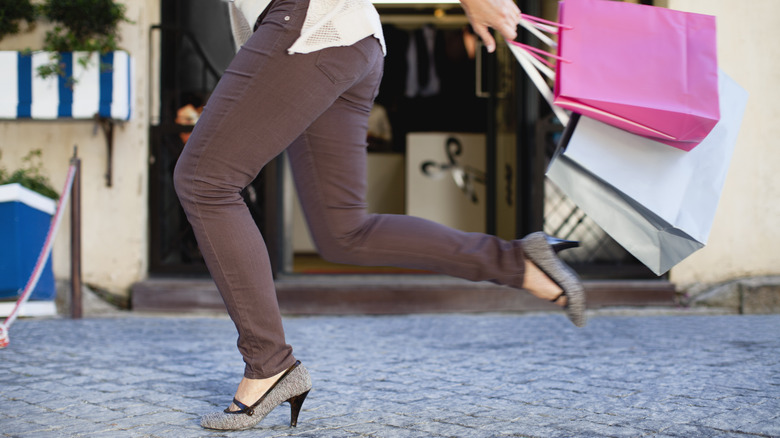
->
xmin=146 ymin=0 xmax=657 ymax=280
xmin=285 ymin=2 xmax=489 ymax=274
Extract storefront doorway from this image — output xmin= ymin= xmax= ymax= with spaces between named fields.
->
xmin=147 ymin=0 xmax=657 ymax=280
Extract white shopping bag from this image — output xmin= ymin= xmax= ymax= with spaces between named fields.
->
xmin=546 ymin=70 xmax=748 ymax=275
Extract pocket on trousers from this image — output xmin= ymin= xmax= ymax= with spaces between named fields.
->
xmin=315 ymin=43 xmax=371 ymax=85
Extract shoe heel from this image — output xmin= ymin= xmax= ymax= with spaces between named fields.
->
xmin=288 ymin=390 xmax=309 ymax=427
xmin=546 ymin=236 xmax=580 ymax=253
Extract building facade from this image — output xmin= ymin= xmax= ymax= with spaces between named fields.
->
xmin=0 ymin=0 xmax=777 ymax=306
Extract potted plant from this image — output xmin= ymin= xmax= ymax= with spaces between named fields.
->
xmin=0 ymin=149 xmax=59 ymax=314
xmin=0 ymin=149 xmax=58 ymax=199
xmin=0 ymin=0 xmax=133 ymax=121
xmin=0 ymin=0 xmax=37 ymax=42
xmin=36 ymin=0 xmax=131 ymax=83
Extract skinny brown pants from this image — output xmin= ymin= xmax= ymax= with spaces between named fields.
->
xmin=174 ymin=0 xmax=527 ymax=379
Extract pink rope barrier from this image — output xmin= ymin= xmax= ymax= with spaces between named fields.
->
xmin=0 ymin=163 xmax=77 ymax=349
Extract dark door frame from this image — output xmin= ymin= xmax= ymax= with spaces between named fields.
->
xmin=513 ymin=0 xmax=545 ymax=237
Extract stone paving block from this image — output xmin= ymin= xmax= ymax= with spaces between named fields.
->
xmin=746 ymin=419 xmax=780 ymax=437
xmin=660 ymin=423 xmax=750 ymax=438
xmin=76 ymin=431 xmax=138 ymax=438
xmin=29 ymin=415 xmax=116 ymax=436
xmin=441 ymin=413 xmax=563 ymax=437
xmin=498 ymin=424 xmax=574 ymax=438
xmin=2 ymin=388 xmax=53 ymax=406
xmin=26 ymin=409 xmax=86 ymax=427
xmin=12 ymin=366 xmax=51 ymax=377
xmin=1 ymin=399 xmax=54 ymax=418
xmin=337 ymin=421 xmax=391 ymax=436
xmin=0 ymin=415 xmax=53 ymax=434
xmin=353 ymin=425 xmax=437 ymax=438
xmin=359 ymin=411 xmax=419 ymax=430
xmin=101 ymin=410 xmax=195 ymax=429
xmin=314 ymin=410 xmax=387 ymax=426
xmin=537 ymin=395 xmax=611 ymax=413
xmin=398 ymin=419 xmax=482 ymax=437
xmin=179 ymin=400 xmax=223 ymax=417
xmin=114 ymin=403 xmax=171 ymax=418
xmin=695 ymin=405 xmax=780 ymax=437
xmin=60 ymin=402 xmax=128 ymax=423
xmin=293 ymin=427 xmax=365 ymax=438
xmin=136 ymin=390 xmax=190 ymax=406
xmin=555 ymin=420 xmax=649 ymax=438
xmin=58 ymin=375 xmax=97 ymax=387
xmin=635 ymin=406 xmax=715 ymax=426
xmin=72 ymin=389 xmax=130 ymax=406
xmin=114 ymin=423 xmax=200 ymax=437
xmin=6 ymin=428 xmax=70 ymax=438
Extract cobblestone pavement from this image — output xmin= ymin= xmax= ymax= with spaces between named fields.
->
xmin=1 ymin=311 xmax=779 ymax=437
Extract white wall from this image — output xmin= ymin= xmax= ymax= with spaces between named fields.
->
xmin=666 ymin=0 xmax=780 ymax=286
xmin=0 ymin=1 xmax=158 ymax=295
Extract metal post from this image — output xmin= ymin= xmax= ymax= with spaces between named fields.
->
xmin=70 ymin=147 xmax=82 ymax=319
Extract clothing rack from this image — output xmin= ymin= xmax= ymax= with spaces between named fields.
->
xmin=377 ymin=3 xmax=469 ymax=29
xmin=380 ymin=14 xmax=469 ymax=28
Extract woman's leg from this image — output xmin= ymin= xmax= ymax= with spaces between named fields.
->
xmin=291 ymin=112 xmax=570 ymax=303
xmin=288 ymin=38 xmax=574 ymax=304
xmin=174 ymin=0 xmax=383 ymax=381
xmin=291 ymin=105 xmax=573 ymax=305
xmin=290 ymin=105 xmax=529 ymax=292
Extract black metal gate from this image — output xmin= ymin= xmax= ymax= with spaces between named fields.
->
xmin=147 ymin=0 xmax=278 ymax=275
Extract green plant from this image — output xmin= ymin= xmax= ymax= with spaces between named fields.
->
xmin=0 ymin=0 xmax=37 ymax=41
xmin=0 ymin=149 xmax=59 ymax=200
xmin=37 ymin=0 xmax=131 ymax=81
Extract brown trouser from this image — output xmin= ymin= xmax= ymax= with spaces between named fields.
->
xmin=174 ymin=0 xmax=527 ymax=379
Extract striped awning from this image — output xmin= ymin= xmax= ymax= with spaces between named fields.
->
xmin=0 ymin=51 xmax=132 ymax=121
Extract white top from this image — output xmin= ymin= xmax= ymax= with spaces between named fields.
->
xmin=229 ymin=0 xmax=386 ymax=55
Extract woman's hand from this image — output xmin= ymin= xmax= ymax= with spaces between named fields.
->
xmin=459 ymin=0 xmax=522 ymax=53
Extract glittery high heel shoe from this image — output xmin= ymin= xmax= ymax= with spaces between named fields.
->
xmin=522 ymin=232 xmax=587 ymax=327
xmin=201 ymin=361 xmax=312 ymax=430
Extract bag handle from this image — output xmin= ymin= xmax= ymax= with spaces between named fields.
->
xmin=506 ymin=40 xmax=570 ymax=125
xmin=512 ymin=42 xmax=556 ymax=80
xmin=519 ymin=19 xmax=557 ymax=47
xmin=520 ymin=14 xmax=572 ymax=30
xmin=514 ymin=13 xmax=572 ymax=65
xmin=510 ymin=41 xmax=570 ymax=68
xmin=518 ymin=14 xmax=573 ymax=47
xmin=509 ymin=13 xmax=574 ymax=125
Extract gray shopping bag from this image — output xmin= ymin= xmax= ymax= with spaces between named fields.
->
xmin=546 ymin=71 xmax=748 ymax=275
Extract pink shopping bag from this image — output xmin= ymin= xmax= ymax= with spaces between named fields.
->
xmin=554 ymin=0 xmax=719 ymax=150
